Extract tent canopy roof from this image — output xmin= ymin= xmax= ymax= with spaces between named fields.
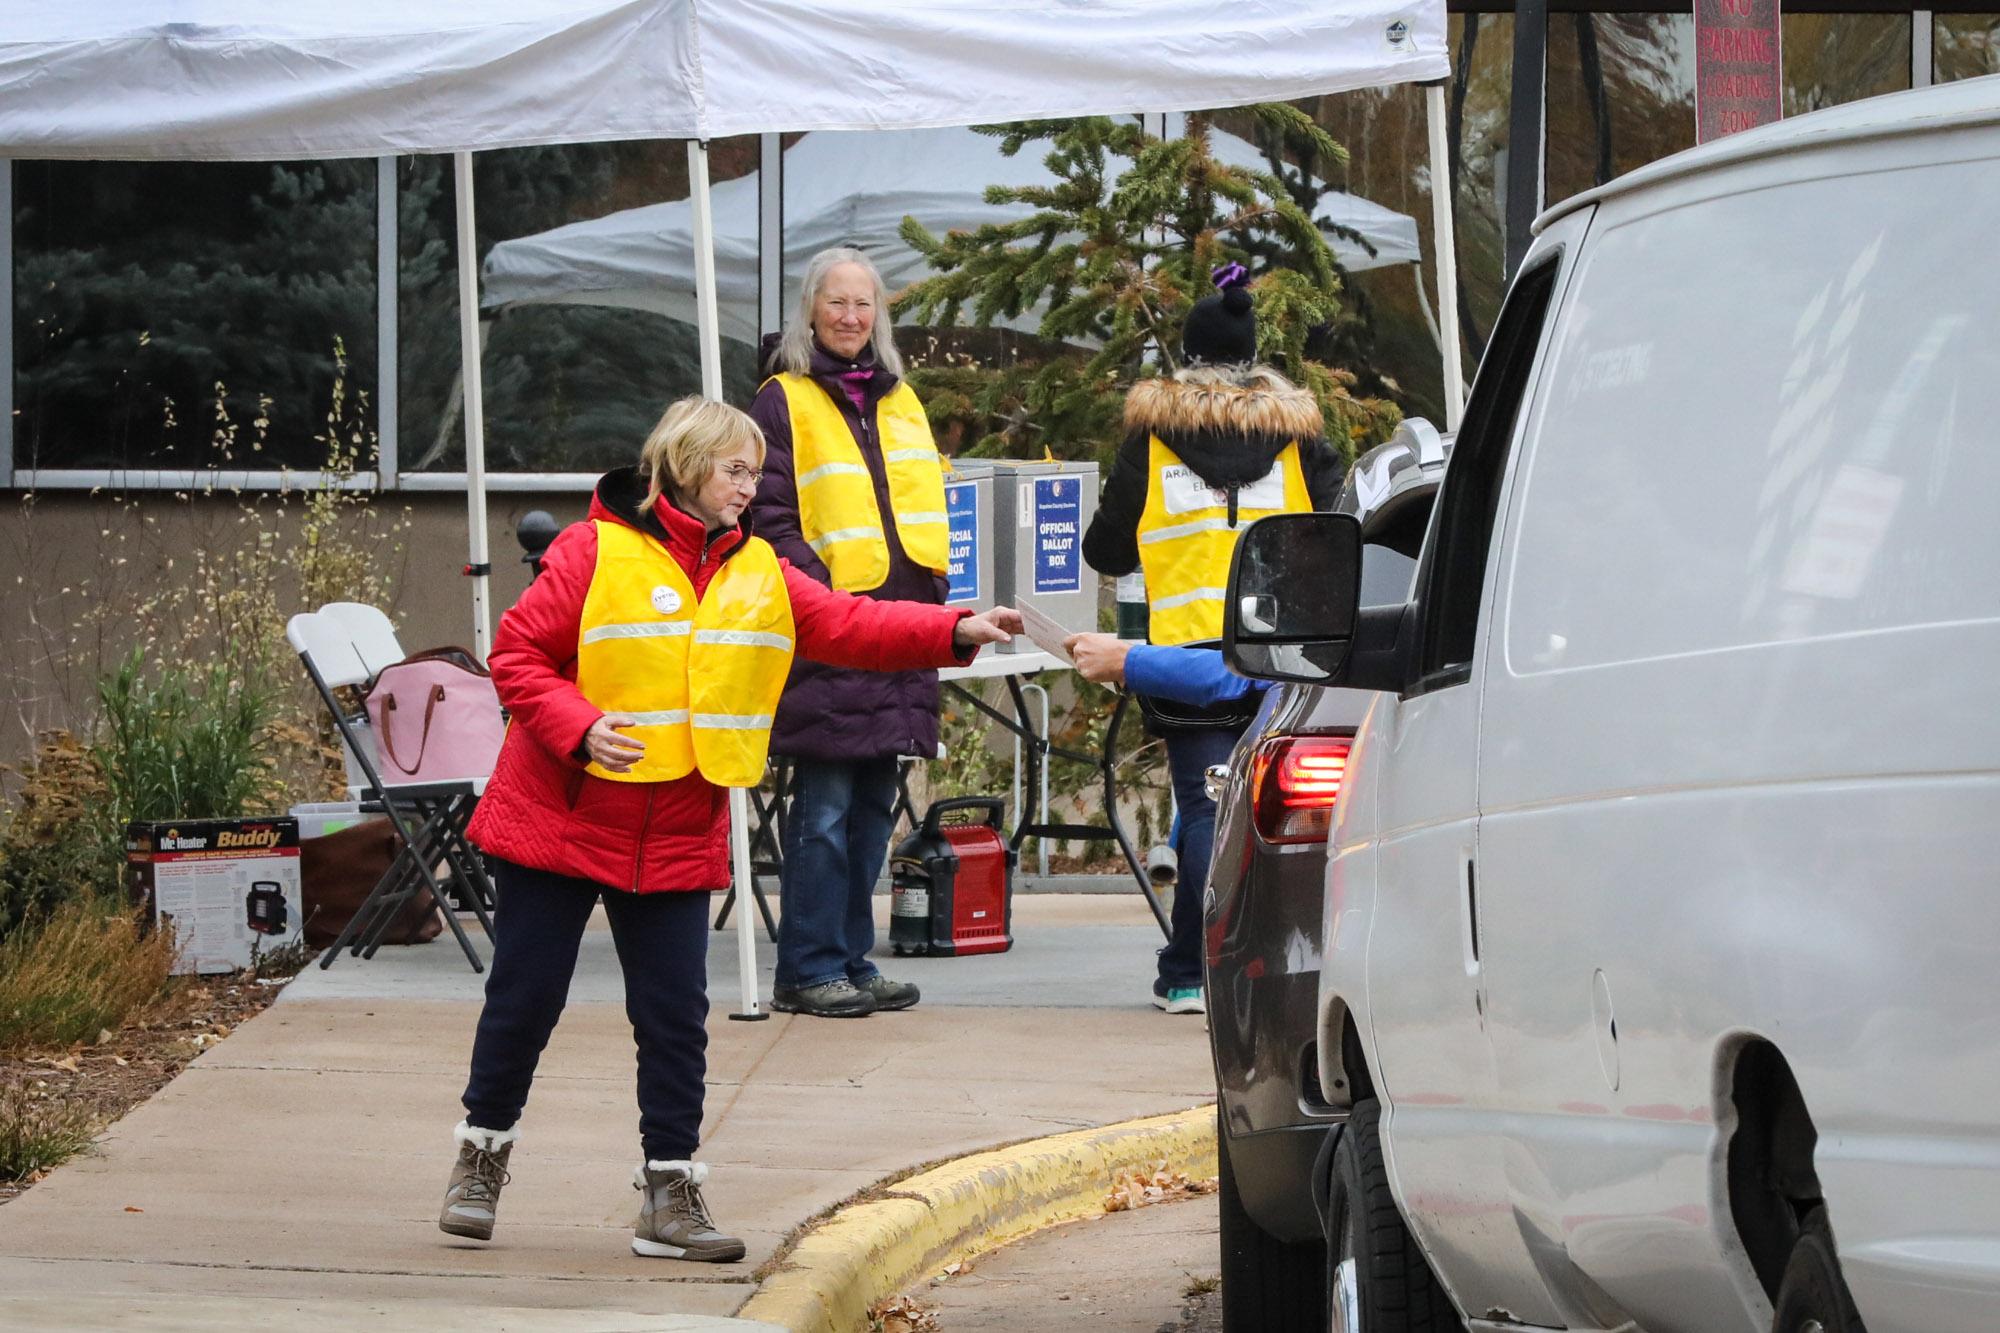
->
xmin=0 ymin=0 xmax=1449 ymax=160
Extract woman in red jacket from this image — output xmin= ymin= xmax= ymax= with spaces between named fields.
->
xmin=438 ymin=398 xmax=1019 ymax=1262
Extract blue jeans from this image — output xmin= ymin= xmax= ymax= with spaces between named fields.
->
xmin=462 ymin=858 xmax=712 ymax=1161
xmin=776 ymin=757 xmax=901 ymax=990
xmin=1157 ymin=725 xmax=1246 ymax=992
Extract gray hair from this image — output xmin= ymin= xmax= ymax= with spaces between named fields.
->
xmin=778 ymin=247 xmax=906 ymax=379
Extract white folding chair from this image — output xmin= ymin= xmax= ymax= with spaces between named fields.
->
xmin=319 ymin=601 xmax=407 ymax=678
xmin=287 ymin=611 xmax=495 ymax=972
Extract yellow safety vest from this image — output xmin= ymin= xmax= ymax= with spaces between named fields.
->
xmin=770 ymin=373 xmax=950 ymax=592
xmin=1136 ymin=437 xmax=1312 ymax=646
xmin=574 ymin=521 xmax=795 ymax=788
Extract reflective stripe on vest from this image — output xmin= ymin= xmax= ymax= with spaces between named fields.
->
xmin=770 ymin=373 xmax=950 ymax=591
xmin=1135 ymin=437 xmax=1312 ymax=646
xmin=574 ymin=521 xmax=796 ymax=788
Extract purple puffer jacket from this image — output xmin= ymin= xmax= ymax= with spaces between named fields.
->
xmin=748 ymin=343 xmax=948 ymax=762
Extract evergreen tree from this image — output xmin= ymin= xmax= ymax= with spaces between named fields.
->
xmin=895 ymin=110 xmax=1401 ymax=467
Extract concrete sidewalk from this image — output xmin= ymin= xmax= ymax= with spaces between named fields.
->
xmin=0 ymin=894 xmax=1214 ymax=1330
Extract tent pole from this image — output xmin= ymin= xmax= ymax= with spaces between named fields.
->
xmin=689 ymin=138 xmax=767 ymax=1021
xmin=688 ymin=139 xmax=725 ymax=401
xmin=453 ymin=150 xmax=494 ymax=658
xmin=1425 ymin=83 xmax=1467 ymax=431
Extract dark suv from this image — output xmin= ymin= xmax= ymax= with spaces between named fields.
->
xmin=1204 ymin=420 xmax=1449 ymax=1331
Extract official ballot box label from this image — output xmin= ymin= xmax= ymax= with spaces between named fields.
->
xmin=946 ymin=479 xmax=982 ymax=604
xmin=1032 ymin=476 xmax=1083 ymax=595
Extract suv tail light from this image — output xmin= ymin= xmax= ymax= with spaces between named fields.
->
xmin=1251 ymin=735 xmax=1353 ymax=845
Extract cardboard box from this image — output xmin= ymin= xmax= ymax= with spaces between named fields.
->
xmin=126 ymin=818 xmax=304 ymax=975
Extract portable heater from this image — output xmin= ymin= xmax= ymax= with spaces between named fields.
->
xmin=245 ymin=881 xmax=290 ymax=936
xmin=889 ymin=797 xmax=1015 ymax=958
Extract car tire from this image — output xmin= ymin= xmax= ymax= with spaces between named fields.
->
xmin=1771 ymin=1207 xmax=1867 ymax=1333
xmin=1326 ymin=1098 xmax=1464 ymax=1332
xmin=1218 ymin=1123 xmax=1327 ymax=1331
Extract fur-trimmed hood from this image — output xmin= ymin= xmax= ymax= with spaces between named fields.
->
xmin=1123 ymin=372 xmax=1325 ymax=490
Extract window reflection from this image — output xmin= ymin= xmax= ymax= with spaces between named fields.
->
xmin=1547 ymin=14 xmax=1696 ymax=203
xmin=399 ymin=139 xmax=761 ymax=474
xmin=1783 ymin=14 xmax=1911 ymax=116
xmin=1935 ymin=15 xmax=2000 ymax=81
xmin=12 ymin=160 xmax=378 ymax=473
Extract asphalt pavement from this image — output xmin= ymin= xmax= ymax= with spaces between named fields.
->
xmin=902 ymin=1191 xmax=1223 ymax=1332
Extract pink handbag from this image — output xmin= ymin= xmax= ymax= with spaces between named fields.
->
xmin=362 ymin=647 xmax=505 ymax=784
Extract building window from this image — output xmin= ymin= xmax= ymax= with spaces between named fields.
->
xmin=397 ymin=139 xmax=761 ymax=475
xmin=1935 ymin=14 xmax=2000 ymax=81
xmin=1784 ymin=14 xmax=1912 ymax=115
xmin=1547 ymin=14 xmax=1696 ymax=204
xmin=12 ymin=160 xmax=378 ymax=474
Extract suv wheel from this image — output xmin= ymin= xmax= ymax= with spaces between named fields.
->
xmin=1218 ymin=1122 xmax=1326 ymax=1331
xmin=1771 ymin=1207 xmax=1867 ymax=1333
xmin=1326 ymin=1098 xmax=1464 ymax=1331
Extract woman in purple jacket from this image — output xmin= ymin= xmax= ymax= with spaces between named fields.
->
xmin=749 ymin=247 xmax=946 ymax=1019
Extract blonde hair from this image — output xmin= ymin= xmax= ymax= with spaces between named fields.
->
xmin=779 ymin=247 xmax=906 ymax=379
xmin=639 ymin=397 xmax=767 ymax=512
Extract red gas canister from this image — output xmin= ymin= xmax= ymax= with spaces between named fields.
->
xmin=889 ymin=797 xmax=1015 ymax=957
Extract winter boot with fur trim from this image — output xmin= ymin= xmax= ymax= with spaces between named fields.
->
xmin=438 ymin=1121 xmax=517 ymax=1241
xmin=631 ymin=1160 xmax=746 ymax=1262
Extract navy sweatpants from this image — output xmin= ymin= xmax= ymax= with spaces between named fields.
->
xmin=461 ymin=858 xmax=712 ymax=1162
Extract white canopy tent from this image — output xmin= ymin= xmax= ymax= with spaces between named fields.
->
xmin=0 ymin=0 xmax=1462 ymax=1012
xmin=480 ymin=124 xmax=1426 ymax=345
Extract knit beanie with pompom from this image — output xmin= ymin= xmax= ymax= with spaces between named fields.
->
xmin=1179 ymin=262 xmax=1257 ymax=366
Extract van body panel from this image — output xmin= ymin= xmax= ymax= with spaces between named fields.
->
xmin=1327 ymin=208 xmax=1596 ymax=1328
xmin=1471 ymin=111 xmax=2000 ymax=1332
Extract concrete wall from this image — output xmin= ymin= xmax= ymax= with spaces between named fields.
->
xmin=0 ymin=487 xmax=590 ymax=770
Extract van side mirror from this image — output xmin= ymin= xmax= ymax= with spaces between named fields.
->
xmin=1222 ymin=513 xmax=1363 ymax=684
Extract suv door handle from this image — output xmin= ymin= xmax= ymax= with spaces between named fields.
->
xmin=1203 ymin=763 xmax=1230 ymax=801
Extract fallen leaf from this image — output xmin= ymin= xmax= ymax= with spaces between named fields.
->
xmin=113 ymin=1057 xmax=129 ymax=1067
xmin=124 ymin=1206 xmax=143 ymax=1213
xmin=1105 ymin=1159 xmax=1209 ymax=1213
xmin=51 ymin=1056 xmax=79 ymax=1073
xmin=96 ymin=1028 xmax=115 ymax=1046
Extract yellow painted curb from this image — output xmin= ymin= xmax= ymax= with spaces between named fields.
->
xmin=736 ymin=1104 xmax=1217 ymax=1333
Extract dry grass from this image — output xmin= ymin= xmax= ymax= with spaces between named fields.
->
xmin=0 ymin=900 xmax=178 ymax=1055
xmin=0 ymin=1081 xmax=97 ymax=1183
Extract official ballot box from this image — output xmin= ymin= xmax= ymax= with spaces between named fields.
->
xmin=942 ymin=462 xmax=995 ymax=611
xmin=989 ymin=459 xmax=1101 ymax=650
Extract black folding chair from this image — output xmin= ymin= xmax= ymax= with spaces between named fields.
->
xmin=286 ymin=610 xmax=497 ymax=971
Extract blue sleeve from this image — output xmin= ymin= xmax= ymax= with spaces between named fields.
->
xmin=1123 ymin=644 xmax=1264 ymax=707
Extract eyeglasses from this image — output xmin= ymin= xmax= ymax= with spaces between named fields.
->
xmin=717 ymin=462 xmax=764 ymax=488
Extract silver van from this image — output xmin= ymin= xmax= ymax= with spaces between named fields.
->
xmin=1225 ymin=79 xmax=2000 ymax=1333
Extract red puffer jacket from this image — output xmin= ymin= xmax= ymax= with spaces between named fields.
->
xmin=467 ymin=467 xmax=974 ymax=893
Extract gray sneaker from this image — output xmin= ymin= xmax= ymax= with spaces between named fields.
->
xmin=769 ymin=978 xmax=877 ymax=1017
xmin=632 ymin=1160 xmax=746 ymax=1262
xmin=853 ymin=974 xmax=920 ymax=1011
xmin=438 ymin=1121 xmax=517 ymax=1241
